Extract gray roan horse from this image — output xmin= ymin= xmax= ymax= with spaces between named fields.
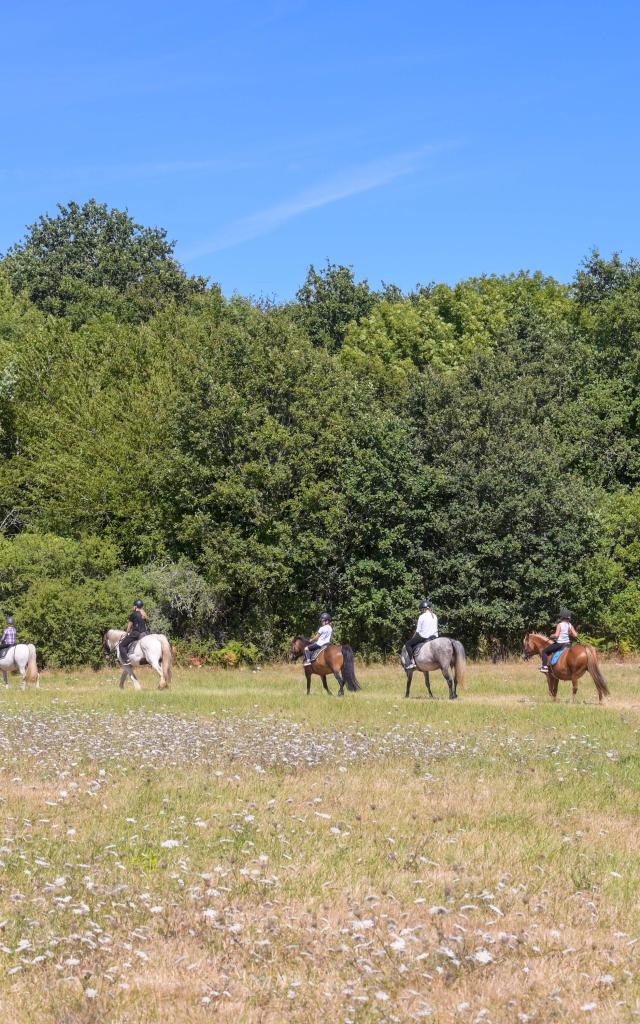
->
xmin=103 ymin=630 xmax=173 ymax=690
xmin=400 ymin=637 xmax=466 ymax=699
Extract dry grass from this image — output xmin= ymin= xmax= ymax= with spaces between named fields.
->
xmin=0 ymin=658 xmax=639 ymax=1022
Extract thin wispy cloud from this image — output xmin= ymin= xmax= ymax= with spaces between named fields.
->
xmin=183 ymin=146 xmax=439 ymax=259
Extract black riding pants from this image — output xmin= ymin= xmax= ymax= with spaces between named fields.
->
xmin=542 ymin=641 xmax=569 ymax=667
xmin=406 ymin=632 xmax=437 ymax=658
xmin=120 ymin=631 xmax=142 ymax=661
xmin=304 ymin=642 xmax=321 ymax=661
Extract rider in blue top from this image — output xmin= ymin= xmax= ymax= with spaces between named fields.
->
xmin=540 ymin=608 xmax=578 ymax=673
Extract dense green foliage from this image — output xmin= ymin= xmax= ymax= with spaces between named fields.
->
xmin=1 ymin=201 xmax=639 ymax=663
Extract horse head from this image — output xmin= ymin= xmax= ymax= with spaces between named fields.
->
xmin=290 ymin=636 xmax=307 ymax=662
xmin=522 ymin=634 xmax=532 ymax=660
xmin=102 ymin=630 xmax=115 ymax=657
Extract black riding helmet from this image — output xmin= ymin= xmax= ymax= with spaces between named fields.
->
xmin=134 ymin=599 xmax=144 ymax=609
xmin=6 ymin=615 xmax=15 ymax=625
xmin=319 ymin=612 xmax=331 ymax=624
xmin=559 ymin=607 xmax=572 ymax=621
xmin=419 ymin=599 xmax=432 ymax=610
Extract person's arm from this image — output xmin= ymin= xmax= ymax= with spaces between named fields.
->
xmin=569 ymin=624 xmax=578 ymax=639
xmin=551 ymin=625 xmax=560 ymax=639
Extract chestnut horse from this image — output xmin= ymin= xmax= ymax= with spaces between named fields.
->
xmin=290 ymin=636 xmax=361 ymax=696
xmin=523 ymin=633 xmax=609 ymax=703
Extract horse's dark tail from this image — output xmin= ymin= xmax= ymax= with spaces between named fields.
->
xmin=341 ymin=645 xmax=361 ymax=691
xmin=451 ymin=639 xmax=466 ymax=690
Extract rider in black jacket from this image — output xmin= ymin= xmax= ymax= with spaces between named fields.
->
xmin=119 ymin=600 xmax=150 ymax=664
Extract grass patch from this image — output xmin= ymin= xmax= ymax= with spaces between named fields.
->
xmin=0 ymin=659 xmax=639 ymax=1021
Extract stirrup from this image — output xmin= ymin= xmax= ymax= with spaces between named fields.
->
xmin=539 ymin=666 xmax=549 ymax=673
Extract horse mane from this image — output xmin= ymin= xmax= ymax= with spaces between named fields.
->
xmin=295 ymin=634 xmax=311 ymax=645
xmin=528 ymin=632 xmax=552 ymax=645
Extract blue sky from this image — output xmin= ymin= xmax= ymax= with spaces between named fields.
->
xmin=1 ymin=0 xmax=639 ymax=298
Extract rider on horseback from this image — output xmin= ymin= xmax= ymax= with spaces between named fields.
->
xmin=303 ymin=612 xmax=333 ymax=665
xmin=540 ymin=608 xmax=577 ymax=673
xmin=0 ymin=615 xmax=16 ymax=658
xmin=405 ymin=599 xmax=438 ymax=669
xmin=119 ymin=600 xmax=150 ymax=664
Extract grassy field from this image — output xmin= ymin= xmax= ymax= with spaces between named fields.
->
xmin=1 ymin=658 xmax=640 ymax=1023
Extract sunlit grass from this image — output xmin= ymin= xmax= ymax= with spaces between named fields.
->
xmin=0 ymin=658 xmax=639 ymax=1022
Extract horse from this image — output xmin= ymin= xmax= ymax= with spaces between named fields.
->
xmin=103 ymin=630 xmax=173 ymax=690
xmin=290 ymin=636 xmax=361 ymax=696
xmin=522 ymin=633 xmax=609 ymax=703
xmin=400 ymin=637 xmax=466 ymax=700
xmin=0 ymin=644 xmax=39 ymax=690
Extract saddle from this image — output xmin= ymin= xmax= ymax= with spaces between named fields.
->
xmin=550 ymin=645 xmax=570 ymax=668
xmin=306 ymin=644 xmax=329 ymax=664
xmin=118 ymin=639 xmax=148 ymax=666
xmin=402 ymin=636 xmax=439 ymax=666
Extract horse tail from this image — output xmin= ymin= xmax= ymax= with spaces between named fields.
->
xmin=341 ymin=645 xmax=361 ymax=691
xmin=585 ymin=645 xmax=609 ymax=699
xmin=451 ymin=639 xmax=466 ymax=690
xmin=25 ymin=644 xmax=39 ymax=685
xmin=160 ymin=635 xmax=173 ymax=688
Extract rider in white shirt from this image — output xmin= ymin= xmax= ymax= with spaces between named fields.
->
xmin=540 ymin=608 xmax=577 ymax=673
xmin=405 ymin=599 xmax=439 ymax=666
xmin=304 ymin=613 xmax=333 ymax=664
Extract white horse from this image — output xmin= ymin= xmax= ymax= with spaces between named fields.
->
xmin=0 ymin=644 xmax=40 ymax=690
xmin=103 ymin=630 xmax=173 ymax=690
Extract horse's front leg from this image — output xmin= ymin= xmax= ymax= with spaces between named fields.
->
xmin=405 ymin=669 xmax=413 ymax=698
xmin=2 ymin=669 xmax=8 ymax=689
xmin=119 ymin=666 xmax=131 ymax=690
xmin=548 ymin=673 xmax=559 ymax=701
xmin=333 ymin=671 xmax=344 ymax=697
xmin=305 ymin=667 xmax=312 ymax=695
xmin=130 ymin=668 xmax=143 ymax=691
xmin=424 ymin=671 xmax=434 ymax=699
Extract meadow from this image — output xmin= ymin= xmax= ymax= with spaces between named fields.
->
xmin=1 ymin=659 xmax=640 ymax=1023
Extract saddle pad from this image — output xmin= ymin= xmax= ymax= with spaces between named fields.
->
xmin=411 ymin=639 xmax=437 ymax=662
xmin=308 ymin=644 xmax=329 ymax=663
xmin=550 ymin=646 xmax=569 ymax=667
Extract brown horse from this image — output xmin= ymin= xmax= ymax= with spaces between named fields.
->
xmin=522 ymin=633 xmax=609 ymax=703
xmin=290 ymin=636 xmax=361 ymax=696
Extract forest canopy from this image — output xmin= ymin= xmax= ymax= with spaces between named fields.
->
xmin=1 ymin=200 xmax=638 ymax=664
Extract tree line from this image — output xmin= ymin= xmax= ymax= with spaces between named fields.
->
xmin=0 ymin=200 xmax=639 ymax=665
